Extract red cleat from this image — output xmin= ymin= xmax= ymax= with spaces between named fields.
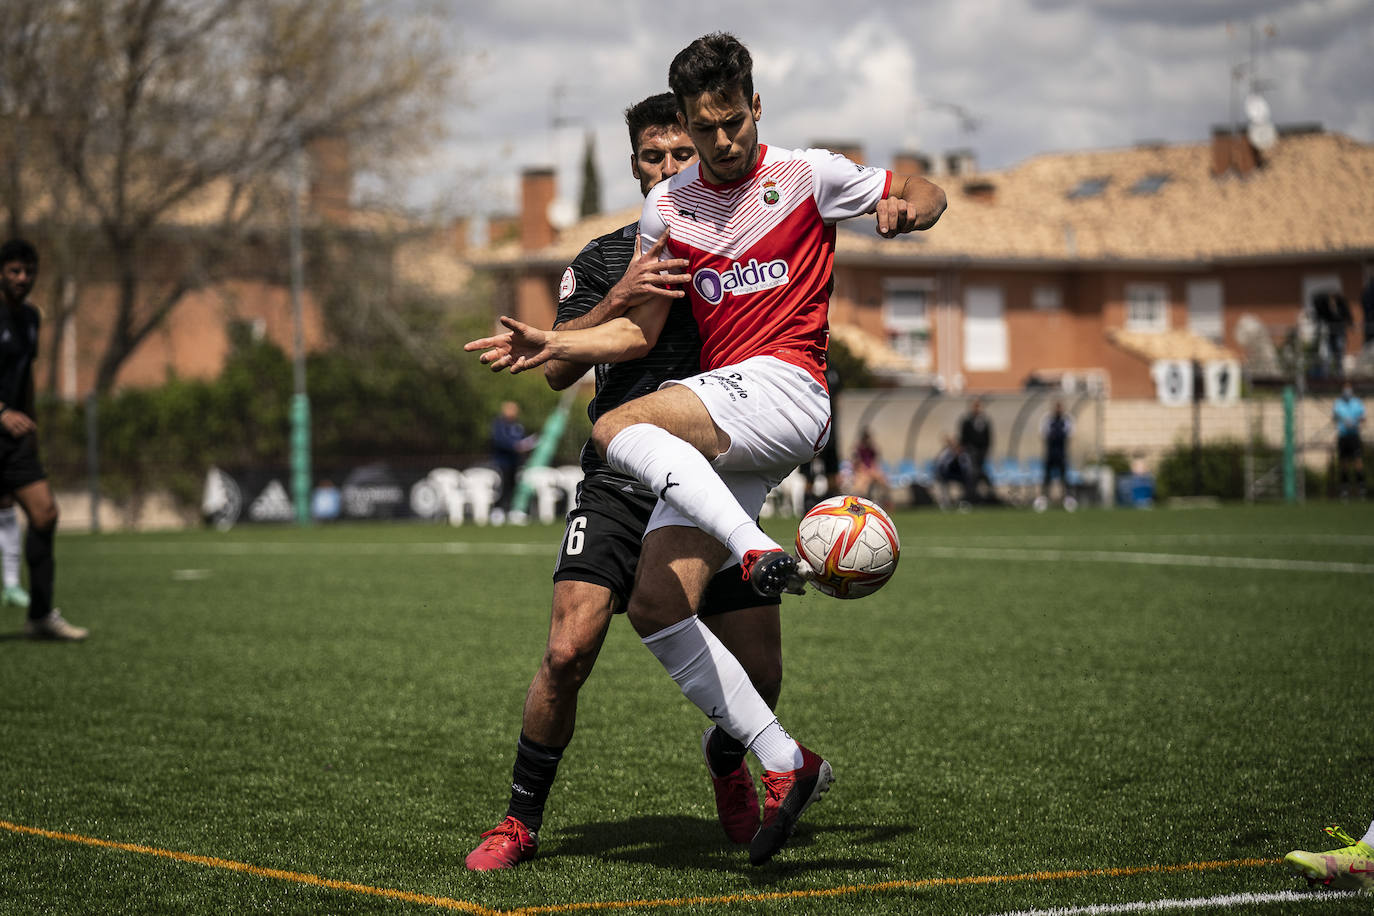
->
xmin=702 ymin=726 xmax=759 ymax=844
xmin=749 ymin=744 xmax=833 ymax=865
xmin=464 ymin=816 xmax=538 ymax=872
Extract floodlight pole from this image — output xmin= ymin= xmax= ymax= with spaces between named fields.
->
xmin=288 ymin=126 xmax=312 ymax=525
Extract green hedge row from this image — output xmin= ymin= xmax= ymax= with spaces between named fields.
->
xmin=40 ymin=326 xmax=591 ymax=513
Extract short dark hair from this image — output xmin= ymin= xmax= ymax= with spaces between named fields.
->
xmin=668 ymin=32 xmax=754 ymax=112
xmin=624 ymin=92 xmax=681 ymax=152
xmin=0 ymin=238 xmax=38 ymax=269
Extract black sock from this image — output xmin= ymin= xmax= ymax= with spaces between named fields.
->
xmin=505 ymin=733 xmax=564 ymax=834
xmin=706 ymin=726 xmax=748 ymax=776
xmin=24 ymin=523 xmax=54 ymax=621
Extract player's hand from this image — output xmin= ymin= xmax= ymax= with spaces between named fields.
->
xmin=0 ymin=409 xmax=35 ymax=437
xmin=463 ymin=316 xmax=556 ymax=374
xmin=874 ymin=196 xmax=920 ymax=238
xmin=605 ymin=232 xmax=690 ymax=313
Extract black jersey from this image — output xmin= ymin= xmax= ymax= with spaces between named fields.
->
xmin=555 ymin=222 xmax=703 ymax=490
xmin=0 ymin=301 xmax=40 ymax=420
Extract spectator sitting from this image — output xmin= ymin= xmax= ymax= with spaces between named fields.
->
xmin=933 ymin=435 xmax=973 ymax=509
xmin=850 ymin=427 xmax=890 ymax=506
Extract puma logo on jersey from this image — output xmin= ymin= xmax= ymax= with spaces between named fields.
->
xmin=659 ymin=473 xmax=679 ymax=501
xmin=692 ymin=258 xmax=790 ymax=304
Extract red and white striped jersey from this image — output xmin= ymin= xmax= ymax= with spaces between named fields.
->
xmin=638 ymin=144 xmax=891 ymax=388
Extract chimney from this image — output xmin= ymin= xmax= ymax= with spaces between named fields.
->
xmin=812 ymin=140 xmax=865 ymax=165
xmin=1210 ymin=126 xmax=1258 ymax=177
xmin=892 ymin=150 xmax=932 ymax=177
xmin=945 ymin=148 xmax=977 ymax=177
xmin=307 ymin=136 xmax=352 ymax=222
xmin=520 ymin=167 xmax=556 ymax=251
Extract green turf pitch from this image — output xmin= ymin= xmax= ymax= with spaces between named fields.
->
xmin=1 ymin=503 xmax=1370 ymax=915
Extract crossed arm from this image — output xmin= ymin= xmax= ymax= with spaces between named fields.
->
xmin=466 ymin=234 xmax=690 ymax=376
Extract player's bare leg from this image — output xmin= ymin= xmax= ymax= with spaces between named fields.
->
xmin=523 ymin=581 xmax=616 ymax=747
xmin=466 ymin=581 xmax=616 ymax=871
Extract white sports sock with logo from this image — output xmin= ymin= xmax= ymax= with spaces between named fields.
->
xmin=640 ymin=616 xmax=800 ymax=771
xmin=604 ymin=423 xmax=779 ymax=562
xmin=0 ymin=507 xmax=20 ymax=589
xmin=1363 ymin=821 xmax=1374 ymax=847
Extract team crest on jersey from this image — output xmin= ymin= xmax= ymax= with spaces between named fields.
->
xmin=761 ymin=180 xmax=780 ymax=206
xmin=558 ymin=267 xmax=576 ymax=302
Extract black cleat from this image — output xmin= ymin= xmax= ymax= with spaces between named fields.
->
xmin=749 ymin=744 xmax=834 ymax=866
xmin=740 ymin=549 xmax=809 ymax=598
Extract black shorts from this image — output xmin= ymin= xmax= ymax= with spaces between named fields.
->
xmin=552 ymin=474 xmax=779 ymax=616
xmin=1337 ymin=432 xmax=1363 ymax=460
xmin=0 ymin=433 xmax=46 ymax=493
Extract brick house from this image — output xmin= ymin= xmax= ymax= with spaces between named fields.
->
xmin=472 ymin=126 xmax=1374 ymax=401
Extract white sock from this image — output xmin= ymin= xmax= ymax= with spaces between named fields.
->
xmin=0 ymin=507 xmax=20 ymax=589
xmin=1362 ymin=821 xmax=1374 ymax=847
xmin=748 ymin=721 xmax=804 ymax=773
xmin=641 ymin=616 xmax=799 ymax=770
xmin=604 ymin=423 xmax=779 ymax=562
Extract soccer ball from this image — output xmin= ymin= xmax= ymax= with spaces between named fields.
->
xmin=794 ymin=495 xmax=900 ymax=599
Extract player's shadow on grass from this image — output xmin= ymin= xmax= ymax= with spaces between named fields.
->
xmin=542 ymin=814 xmax=911 ymax=879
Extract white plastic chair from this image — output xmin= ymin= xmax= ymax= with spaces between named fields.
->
xmin=554 ymin=465 xmax=584 ymax=510
xmin=519 ymin=466 xmax=564 ymax=524
xmin=460 ymin=466 xmax=502 ymax=525
xmin=763 ymin=468 xmax=808 ymax=518
xmin=422 ymin=467 xmax=466 ymax=526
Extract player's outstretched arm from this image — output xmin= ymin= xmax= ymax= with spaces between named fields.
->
xmin=465 ymin=304 xmax=672 ymax=376
xmin=543 ymin=233 xmax=691 ymax=389
xmin=873 ymin=173 xmax=947 ymax=238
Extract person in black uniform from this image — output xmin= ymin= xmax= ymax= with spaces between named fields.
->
xmin=465 ymin=94 xmax=783 ymax=871
xmin=1037 ymin=399 xmax=1076 ymax=510
xmin=958 ymin=397 xmax=993 ymax=501
xmin=0 ymin=239 xmax=86 ymax=640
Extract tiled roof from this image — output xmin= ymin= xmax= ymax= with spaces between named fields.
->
xmin=837 ymin=131 xmax=1374 ymax=264
xmin=477 ymin=131 xmax=1374 ymax=269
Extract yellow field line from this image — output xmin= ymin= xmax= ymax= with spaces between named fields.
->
xmin=0 ymin=817 xmax=1278 ymax=915
xmin=0 ymin=819 xmax=499 ymax=915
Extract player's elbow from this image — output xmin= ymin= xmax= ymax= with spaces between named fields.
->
xmin=544 ymin=361 xmax=585 ymax=391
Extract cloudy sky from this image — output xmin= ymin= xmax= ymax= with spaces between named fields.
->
xmin=416 ymin=0 xmax=1374 ymax=222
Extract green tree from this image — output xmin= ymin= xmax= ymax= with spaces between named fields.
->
xmin=578 ymin=130 xmax=601 ymax=218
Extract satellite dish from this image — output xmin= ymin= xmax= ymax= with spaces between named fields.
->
xmin=1248 ymin=120 xmax=1278 ymax=151
xmin=1244 ymin=92 xmax=1277 ymax=151
xmin=547 ymin=198 xmax=577 ymax=230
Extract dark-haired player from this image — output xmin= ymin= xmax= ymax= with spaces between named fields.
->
xmin=0 ymin=238 xmax=85 ymax=640
xmin=469 ymin=33 xmax=945 ymax=864
xmin=464 ymin=94 xmax=782 ymax=871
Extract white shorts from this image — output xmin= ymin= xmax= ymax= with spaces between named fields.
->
xmin=644 ymin=355 xmax=831 ymax=536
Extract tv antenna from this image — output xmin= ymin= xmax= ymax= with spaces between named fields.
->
xmin=1229 ymin=21 xmax=1278 ymax=151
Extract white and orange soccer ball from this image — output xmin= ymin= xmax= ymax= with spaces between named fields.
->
xmin=794 ymin=495 xmax=900 ymax=599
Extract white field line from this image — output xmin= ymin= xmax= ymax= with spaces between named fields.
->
xmin=79 ymin=541 xmax=553 ymax=556
xmin=912 ymin=545 xmax=1374 ymax=575
xmin=987 ymin=888 xmax=1357 ymax=916
xmin=905 ymin=534 xmax=1374 ymax=547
